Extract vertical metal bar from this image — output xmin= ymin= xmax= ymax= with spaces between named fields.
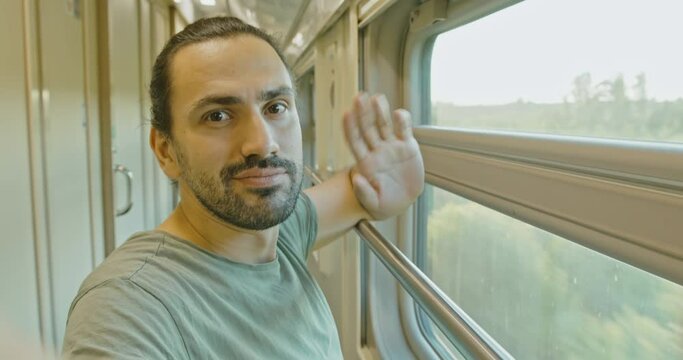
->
xmin=22 ymin=0 xmax=56 ymax=347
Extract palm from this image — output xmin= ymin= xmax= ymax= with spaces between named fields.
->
xmin=343 ymin=94 xmax=425 ymax=220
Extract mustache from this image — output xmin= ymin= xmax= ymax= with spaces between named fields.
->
xmin=220 ymin=155 xmax=298 ymax=180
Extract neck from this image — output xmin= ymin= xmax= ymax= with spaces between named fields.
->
xmin=157 ymin=191 xmax=279 ymax=265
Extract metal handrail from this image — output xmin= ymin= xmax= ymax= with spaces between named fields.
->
xmin=304 ymin=166 xmax=512 ymax=360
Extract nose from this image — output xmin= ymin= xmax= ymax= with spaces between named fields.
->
xmin=240 ymin=110 xmax=280 ymax=158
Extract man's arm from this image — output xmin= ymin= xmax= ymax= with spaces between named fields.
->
xmin=304 ymin=167 xmax=368 ymax=248
xmin=303 ymin=93 xmax=424 ymax=248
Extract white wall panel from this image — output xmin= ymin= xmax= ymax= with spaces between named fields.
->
xmin=0 ymin=0 xmax=41 ymax=343
xmin=38 ymin=0 xmax=94 ymax=349
xmin=150 ymin=3 xmax=175 ymax=225
xmin=109 ymin=0 xmax=147 ymax=247
xmin=140 ymin=0 xmax=157 ymax=230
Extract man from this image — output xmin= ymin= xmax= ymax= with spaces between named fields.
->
xmin=62 ymin=16 xmax=423 ymax=359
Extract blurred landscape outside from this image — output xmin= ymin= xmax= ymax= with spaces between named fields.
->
xmin=430 ymin=0 xmax=683 ymax=143
xmin=424 ymin=186 xmax=683 ymax=359
xmin=425 ymin=0 xmax=683 ymax=358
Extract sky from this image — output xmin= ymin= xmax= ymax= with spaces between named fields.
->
xmin=430 ymin=0 xmax=683 ymax=105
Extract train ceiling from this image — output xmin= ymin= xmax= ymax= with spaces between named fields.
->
xmin=187 ymin=0 xmax=347 ymax=62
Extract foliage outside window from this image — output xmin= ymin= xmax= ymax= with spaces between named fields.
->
xmin=421 ymin=185 xmax=683 ymax=359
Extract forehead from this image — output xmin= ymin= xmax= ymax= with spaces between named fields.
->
xmin=169 ymin=35 xmax=292 ymax=104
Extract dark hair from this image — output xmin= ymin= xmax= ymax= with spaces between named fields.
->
xmin=149 ymin=16 xmax=290 ymax=138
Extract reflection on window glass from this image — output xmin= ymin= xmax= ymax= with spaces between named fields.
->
xmin=430 ymin=0 xmax=683 ymax=143
xmin=421 ymin=185 xmax=683 ymax=359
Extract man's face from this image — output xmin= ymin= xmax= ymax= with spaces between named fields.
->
xmin=167 ymin=35 xmax=303 ymax=230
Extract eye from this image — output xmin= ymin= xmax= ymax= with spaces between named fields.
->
xmin=266 ymin=102 xmax=288 ymax=115
xmin=206 ymin=110 xmax=231 ymax=123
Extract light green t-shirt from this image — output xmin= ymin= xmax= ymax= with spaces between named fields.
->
xmin=62 ymin=193 xmax=342 ymax=359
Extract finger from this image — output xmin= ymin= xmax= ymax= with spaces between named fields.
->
xmin=392 ymin=109 xmax=413 ymax=140
xmin=355 ymin=93 xmax=382 ymax=150
xmin=372 ymin=94 xmax=395 ymax=141
xmin=343 ymin=110 xmax=369 ymax=160
xmin=352 ymin=172 xmax=379 ymax=214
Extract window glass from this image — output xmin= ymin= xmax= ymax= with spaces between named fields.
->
xmin=416 ymin=309 xmax=464 ymax=359
xmin=430 ymin=0 xmax=683 ymax=143
xmin=420 ymin=184 xmax=683 ymax=359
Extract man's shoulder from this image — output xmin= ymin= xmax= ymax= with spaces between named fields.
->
xmin=63 ymin=276 xmax=188 ymax=359
xmin=74 ymin=231 xmax=166 ymax=302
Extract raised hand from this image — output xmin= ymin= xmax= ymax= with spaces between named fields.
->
xmin=343 ymin=93 xmax=425 ymax=220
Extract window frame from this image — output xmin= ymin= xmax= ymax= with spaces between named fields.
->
xmin=403 ymin=0 xmax=683 ymax=357
xmin=416 ymin=126 xmax=683 ymax=284
xmin=403 ymin=0 xmax=524 ymax=357
xmin=359 ymin=0 xmax=459 ymax=358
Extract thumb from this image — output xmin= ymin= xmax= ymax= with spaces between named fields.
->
xmin=352 ymin=172 xmax=379 ymax=214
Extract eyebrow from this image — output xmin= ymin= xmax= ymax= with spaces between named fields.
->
xmin=191 ymin=86 xmax=297 ymax=111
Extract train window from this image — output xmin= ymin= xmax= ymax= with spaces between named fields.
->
xmin=418 ymin=184 xmax=683 ymax=358
xmin=430 ymin=0 xmax=683 ymax=143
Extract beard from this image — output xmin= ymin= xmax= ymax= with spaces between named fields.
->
xmin=177 ymin=151 xmax=303 ymax=230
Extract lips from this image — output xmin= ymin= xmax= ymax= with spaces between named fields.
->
xmin=231 ymin=167 xmax=288 ymax=188
xmin=232 ymin=167 xmax=287 ymax=179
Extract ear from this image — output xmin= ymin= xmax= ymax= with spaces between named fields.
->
xmin=150 ymin=128 xmax=181 ymax=180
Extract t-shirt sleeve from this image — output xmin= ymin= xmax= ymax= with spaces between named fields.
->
xmin=62 ymin=278 xmax=188 ymax=360
xmin=279 ymin=192 xmax=319 ymax=261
